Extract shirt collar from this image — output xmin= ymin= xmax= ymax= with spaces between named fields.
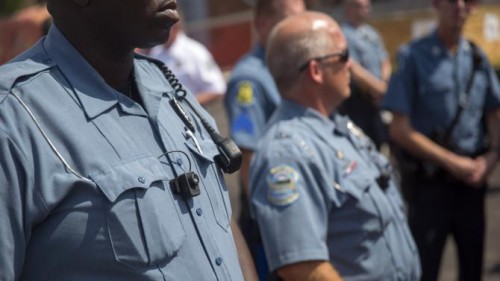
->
xmin=429 ymin=29 xmax=470 ymax=57
xmin=252 ymin=44 xmax=266 ymax=62
xmin=44 ymin=25 xmax=119 ymax=119
xmin=44 ymin=25 xmax=175 ymax=119
xmin=330 ymin=112 xmax=351 ymax=136
xmin=274 ymin=99 xmax=338 ymax=137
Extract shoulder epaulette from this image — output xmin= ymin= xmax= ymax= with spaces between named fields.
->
xmin=0 ymin=44 xmax=55 ymax=94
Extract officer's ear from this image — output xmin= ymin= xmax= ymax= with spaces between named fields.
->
xmin=308 ymin=60 xmax=325 ymax=84
xmin=72 ymin=0 xmax=90 ymax=7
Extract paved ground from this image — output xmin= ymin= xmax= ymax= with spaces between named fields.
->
xmin=206 ymin=99 xmax=500 ymax=281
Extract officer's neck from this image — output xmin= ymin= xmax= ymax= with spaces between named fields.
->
xmin=346 ymin=18 xmax=363 ymax=29
xmin=80 ymin=46 xmax=135 ymax=91
xmin=285 ymin=88 xmax=334 ymax=117
xmin=57 ymin=23 xmax=135 ymax=91
xmin=437 ymin=25 xmax=462 ymax=54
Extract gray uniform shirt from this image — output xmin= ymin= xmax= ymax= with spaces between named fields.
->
xmin=0 ymin=25 xmax=244 ymax=281
xmin=250 ymin=100 xmax=421 ymax=281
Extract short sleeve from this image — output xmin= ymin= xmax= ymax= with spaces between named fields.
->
xmin=249 ymin=140 xmax=330 ymax=271
xmin=225 ymin=78 xmax=271 ymax=150
xmin=374 ymin=30 xmax=389 ymax=61
xmin=0 ymin=130 xmax=33 ymax=280
xmin=382 ymin=46 xmax=416 ymax=115
xmin=483 ymin=58 xmax=500 ymax=111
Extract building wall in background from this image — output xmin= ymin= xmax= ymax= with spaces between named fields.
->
xmin=369 ymin=4 xmax=500 ymax=68
xmin=1 ymin=1 xmax=499 ymax=69
xmin=0 ymin=5 xmax=49 ymax=64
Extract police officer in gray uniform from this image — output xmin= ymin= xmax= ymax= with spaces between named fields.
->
xmin=339 ymin=0 xmax=391 ymax=149
xmin=0 ymin=0 xmax=257 ymax=280
xmin=225 ymin=1 xmax=305 ymax=279
xmin=383 ymin=0 xmax=500 ymax=280
xmin=250 ymin=11 xmax=420 ymax=281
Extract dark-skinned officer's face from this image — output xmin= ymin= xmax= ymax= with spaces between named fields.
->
xmin=84 ymin=0 xmax=179 ymax=49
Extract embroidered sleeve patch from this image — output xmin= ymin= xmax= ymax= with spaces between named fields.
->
xmin=231 ymin=110 xmax=255 ymax=136
xmin=236 ymin=81 xmax=254 ymax=106
xmin=266 ymin=165 xmax=300 ymax=207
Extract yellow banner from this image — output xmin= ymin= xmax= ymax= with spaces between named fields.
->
xmin=370 ymin=5 xmax=500 ymax=68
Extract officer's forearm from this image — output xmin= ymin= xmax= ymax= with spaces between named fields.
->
xmin=350 ymin=62 xmax=387 ymax=99
xmin=381 ymin=58 xmax=392 ymax=83
xmin=277 ymin=261 xmax=343 ymax=281
xmin=389 ymin=113 xmax=459 ymax=168
xmin=485 ymin=109 xmax=500 ymax=165
xmin=230 ymin=220 xmax=259 ymax=281
xmin=240 ymin=149 xmax=253 ymax=198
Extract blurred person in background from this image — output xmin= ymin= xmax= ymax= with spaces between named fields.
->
xmin=337 ymin=0 xmax=391 ymax=150
xmin=383 ymin=0 xmax=500 ymax=280
xmin=147 ymin=17 xmax=226 ymax=106
xmin=224 ymin=0 xmax=306 ymax=279
xmin=250 ymin=11 xmax=420 ymax=281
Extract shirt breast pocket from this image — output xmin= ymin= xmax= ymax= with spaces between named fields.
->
xmin=90 ymin=155 xmax=186 ymax=269
xmin=340 ymin=172 xmax=393 ymax=237
xmin=469 ymin=73 xmax=487 ymax=111
xmin=185 ymin=138 xmax=231 ymax=231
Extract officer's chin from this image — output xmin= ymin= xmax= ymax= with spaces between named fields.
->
xmin=344 ymin=88 xmax=352 ymax=99
xmin=139 ymin=31 xmax=172 ymax=49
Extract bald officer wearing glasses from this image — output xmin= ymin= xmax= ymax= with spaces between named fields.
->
xmin=383 ymin=0 xmax=500 ymax=280
xmin=249 ymin=11 xmax=420 ymax=281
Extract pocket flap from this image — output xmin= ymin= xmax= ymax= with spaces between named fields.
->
xmin=91 ymin=155 xmax=169 ymax=202
xmin=341 ymin=174 xmax=372 ymax=200
xmin=184 ymin=138 xmax=219 ymax=163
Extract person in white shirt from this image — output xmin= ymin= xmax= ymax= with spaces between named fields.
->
xmin=149 ymin=21 xmax=226 ymax=105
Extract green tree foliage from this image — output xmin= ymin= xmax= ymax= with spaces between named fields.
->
xmin=0 ymin=0 xmax=44 ymax=17
xmin=0 ymin=0 xmax=23 ymax=17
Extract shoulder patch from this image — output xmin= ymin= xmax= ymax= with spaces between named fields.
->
xmin=266 ymin=165 xmax=300 ymax=207
xmin=231 ymin=111 xmax=255 ymax=136
xmin=236 ymin=81 xmax=254 ymax=106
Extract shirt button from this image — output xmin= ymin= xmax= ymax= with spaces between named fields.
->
xmin=138 ymin=176 xmax=146 ymax=184
xmin=215 ymin=257 xmax=223 ymax=266
xmin=176 ymin=158 xmax=183 ymax=165
xmin=196 ymin=208 xmax=203 ymax=216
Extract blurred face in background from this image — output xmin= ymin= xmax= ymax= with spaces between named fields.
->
xmin=345 ymin=0 xmax=371 ymax=25
xmin=435 ymin=0 xmax=477 ymax=33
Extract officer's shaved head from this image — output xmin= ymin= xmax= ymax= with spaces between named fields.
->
xmin=266 ymin=11 xmax=343 ymax=93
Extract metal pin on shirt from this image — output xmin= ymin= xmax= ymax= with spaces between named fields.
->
xmin=333 ymin=182 xmax=344 ymax=192
xmin=185 ymin=129 xmax=203 ymax=155
xmin=336 ymin=149 xmax=345 ymax=160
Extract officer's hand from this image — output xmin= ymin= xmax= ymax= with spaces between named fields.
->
xmin=468 ymin=152 xmax=498 ymax=187
xmin=370 ymin=90 xmax=384 ymax=106
xmin=444 ymin=154 xmax=477 ymax=183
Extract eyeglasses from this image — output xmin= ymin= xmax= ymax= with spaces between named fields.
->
xmin=298 ymin=49 xmax=350 ymax=72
